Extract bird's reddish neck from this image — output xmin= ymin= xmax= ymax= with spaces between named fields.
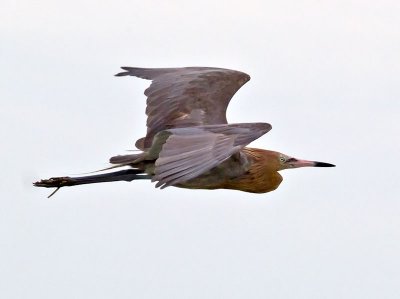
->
xmin=243 ymin=148 xmax=282 ymax=171
xmin=222 ymin=147 xmax=283 ymax=193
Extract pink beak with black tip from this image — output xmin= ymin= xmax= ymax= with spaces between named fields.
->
xmin=289 ymin=158 xmax=335 ymax=168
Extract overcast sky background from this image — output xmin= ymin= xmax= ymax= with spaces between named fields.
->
xmin=1 ymin=0 xmax=399 ymax=298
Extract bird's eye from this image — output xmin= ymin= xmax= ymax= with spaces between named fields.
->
xmin=279 ymin=156 xmax=286 ymax=163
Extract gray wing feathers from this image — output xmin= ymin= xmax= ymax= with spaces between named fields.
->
xmin=190 ymin=123 xmax=272 ymax=146
xmin=152 ymin=122 xmax=271 ymax=188
xmin=153 ymin=133 xmax=239 ymax=188
xmin=116 ymin=66 xmax=251 ymax=149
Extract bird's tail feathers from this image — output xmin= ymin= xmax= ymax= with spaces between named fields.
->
xmin=109 ymin=152 xmax=146 ymax=164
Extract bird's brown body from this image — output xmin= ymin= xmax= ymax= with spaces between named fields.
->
xmin=34 ymin=66 xmax=334 ymax=197
xmin=178 ymin=148 xmax=283 ymax=193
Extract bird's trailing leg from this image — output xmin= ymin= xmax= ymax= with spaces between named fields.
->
xmin=33 ymin=169 xmax=151 ymax=198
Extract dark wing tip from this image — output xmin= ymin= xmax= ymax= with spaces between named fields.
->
xmin=115 ymin=72 xmax=129 ymax=77
xmin=114 ymin=66 xmax=167 ymax=79
xmin=115 ymin=67 xmax=132 ymax=77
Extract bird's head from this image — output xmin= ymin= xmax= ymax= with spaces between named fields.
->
xmin=276 ymin=152 xmax=335 ymax=171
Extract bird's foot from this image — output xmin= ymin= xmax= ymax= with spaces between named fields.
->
xmin=33 ymin=177 xmax=73 ymax=198
xmin=33 ymin=177 xmax=72 ymax=188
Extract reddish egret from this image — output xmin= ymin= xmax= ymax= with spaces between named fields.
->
xmin=34 ymin=67 xmax=334 ymax=197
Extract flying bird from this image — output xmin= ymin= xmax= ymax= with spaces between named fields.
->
xmin=34 ymin=67 xmax=334 ymax=197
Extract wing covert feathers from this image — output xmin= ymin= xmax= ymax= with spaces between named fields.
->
xmin=151 ymin=123 xmax=271 ymax=188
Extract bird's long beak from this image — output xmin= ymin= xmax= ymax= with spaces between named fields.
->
xmin=291 ymin=159 xmax=335 ymax=168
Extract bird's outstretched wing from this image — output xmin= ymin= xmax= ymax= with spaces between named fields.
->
xmin=115 ymin=67 xmax=251 ymax=149
xmin=149 ymin=122 xmax=271 ymax=188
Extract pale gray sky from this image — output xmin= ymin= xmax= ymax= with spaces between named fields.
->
xmin=1 ymin=0 xmax=399 ymax=298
